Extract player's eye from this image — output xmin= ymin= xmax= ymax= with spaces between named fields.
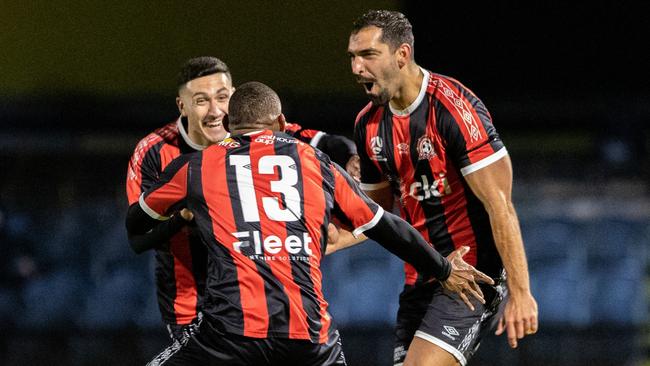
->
xmin=194 ymin=98 xmax=207 ymax=105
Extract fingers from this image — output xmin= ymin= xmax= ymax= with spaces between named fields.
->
xmin=458 ymin=245 xmax=470 ymax=257
xmin=495 ymin=316 xmax=505 ymax=336
xmin=506 ymin=320 xmax=518 ymax=348
xmin=467 ymin=281 xmax=485 ymax=304
xmin=516 ymin=317 xmax=525 ymax=340
xmin=464 ymin=286 xmax=485 ymax=305
xmin=458 ymin=291 xmax=475 ymax=312
xmin=472 ymin=269 xmax=495 ymax=285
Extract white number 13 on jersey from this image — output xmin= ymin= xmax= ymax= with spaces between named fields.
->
xmin=229 ymin=155 xmax=301 ymax=222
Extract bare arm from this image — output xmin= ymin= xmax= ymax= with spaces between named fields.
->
xmin=365 ymin=184 xmax=394 ymax=212
xmin=464 ymin=155 xmax=538 ymax=348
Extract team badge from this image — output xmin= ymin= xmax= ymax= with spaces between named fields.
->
xmin=417 ymin=135 xmax=435 ymax=160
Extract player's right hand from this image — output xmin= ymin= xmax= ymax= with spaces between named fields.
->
xmin=440 ymin=246 xmax=495 ymax=311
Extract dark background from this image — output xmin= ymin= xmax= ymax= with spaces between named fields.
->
xmin=1 ymin=1 xmax=648 ymax=365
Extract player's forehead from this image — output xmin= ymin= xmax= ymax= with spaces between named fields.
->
xmin=181 ymin=72 xmax=232 ymax=96
xmin=348 ymin=26 xmax=387 ymax=52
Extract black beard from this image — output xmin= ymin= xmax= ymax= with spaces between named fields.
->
xmin=369 ymin=88 xmax=391 ymax=105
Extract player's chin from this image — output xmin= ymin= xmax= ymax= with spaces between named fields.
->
xmin=204 ymin=130 xmax=227 ymax=144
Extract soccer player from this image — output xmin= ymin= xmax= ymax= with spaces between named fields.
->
xmin=126 ymin=81 xmax=494 ymax=365
xmin=345 ymin=10 xmax=539 ymax=366
xmin=126 ymin=57 xmax=362 ymax=345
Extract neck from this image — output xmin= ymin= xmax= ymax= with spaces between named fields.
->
xmin=230 ymin=124 xmax=274 ymax=136
xmin=389 ymin=63 xmax=424 ymax=111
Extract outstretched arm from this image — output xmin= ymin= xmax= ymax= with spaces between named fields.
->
xmin=464 ymin=154 xmax=538 ymax=348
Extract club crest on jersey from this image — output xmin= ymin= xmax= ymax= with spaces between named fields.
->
xmin=370 ymin=136 xmax=387 ymax=161
xmin=417 ymin=135 xmax=436 ymax=160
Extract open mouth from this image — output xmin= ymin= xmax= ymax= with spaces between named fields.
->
xmin=363 ymin=82 xmax=374 ymax=92
xmin=203 ymin=120 xmax=222 ymax=129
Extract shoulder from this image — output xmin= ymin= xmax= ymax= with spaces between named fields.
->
xmin=354 ymin=101 xmax=379 ymax=126
xmin=429 ymin=73 xmax=482 ymax=104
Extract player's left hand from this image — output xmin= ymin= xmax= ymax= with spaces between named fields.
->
xmin=495 ymin=291 xmax=538 ymax=348
xmin=326 ymin=223 xmax=339 ymax=244
xmin=440 ymin=246 xmax=495 ymax=311
xmin=345 ymin=154 xmax=361 ymax=182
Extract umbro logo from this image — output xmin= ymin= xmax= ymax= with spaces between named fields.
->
xmin=442 ymin=325 xmax=460 ymax=340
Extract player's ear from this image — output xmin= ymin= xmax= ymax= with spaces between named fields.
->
xmin=176 ymin=96 xmax=186 ymax=116
xmin=396 ymin=43 xmax=411 ymax=69
xmin=276 ymin=113 xmax=286 ymax=132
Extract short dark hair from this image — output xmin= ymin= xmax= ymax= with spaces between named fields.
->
xmin=352 ymin=10 xmax=414 ymax=52
xmin=228 ymin=82 xmax=281 ymax=127
xmin=177 ymin=56 xmax=231 ymax=89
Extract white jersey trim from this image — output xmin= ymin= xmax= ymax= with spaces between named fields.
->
xmin=352 ymin=206 xmax=385 ymax=238
xmin=460 ymin=147 xmax=508 ymax=176
xmin=309 ymin=131 xmax=326 ymax=147
xmin=176 ymin=117 xmax=209 ymax=151
xmin=139 ymin=194 xmax=169 ymax=221
xmin=389 ymin=68 xmax=430 ymax=116
xmin=414 ymin=330 xmax=467 ymax=366
xmin=359 ymin=181 xmax=390 ymax=191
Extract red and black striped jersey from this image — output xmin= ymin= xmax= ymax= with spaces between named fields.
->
xmin=284 ymin=122 xmax=326 ymax=146
xmin=285 ymin=122 xmax=358 ymax=168
xmin=126 ymin=117 xmax=207 ymax=325
xmin=138 ymin=130 xmax=383 ymax=343
xmin=354 ymin=69 xmax=505 ymax=285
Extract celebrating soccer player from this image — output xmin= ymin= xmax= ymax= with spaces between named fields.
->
xmin=125 ymin=57 xmax=362 ymax=347
xmin=345 ymin=10 xmax=539 ymax=366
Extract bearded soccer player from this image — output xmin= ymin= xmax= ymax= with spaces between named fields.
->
xmin=345 ymin=10 xmax=538 ymax=366
xmin=126 ymin=57 xmax=361 ymax=346
xmin=126 ymin=81 xmax=493 ymax=365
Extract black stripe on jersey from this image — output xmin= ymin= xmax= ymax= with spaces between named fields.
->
xmin=140 ymin=140 xmax=165 ymax=191
xmin=409 ymin=96 xmax=455 ymax=281
xmin=187 ymin=151 xmax=243 ymax=325
xmin=376 ymin=109 xmax=399 ymax=192
xmin=276 ymin=138 xmax=322 ymax=343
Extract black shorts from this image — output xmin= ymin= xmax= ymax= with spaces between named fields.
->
xmin=148 ymin=317 xmax=347 ymax=366
xmin=393 ymin=273 xmax=507 ymax=366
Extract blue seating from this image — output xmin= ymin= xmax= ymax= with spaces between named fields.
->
xmin=321 ymin=240 xmax=403 ymax=326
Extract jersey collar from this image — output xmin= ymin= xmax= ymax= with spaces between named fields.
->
xmin=389 ymin=67 xmax=430 ymax=116
xmin=176 ymin=117 xmax=230 ymax=151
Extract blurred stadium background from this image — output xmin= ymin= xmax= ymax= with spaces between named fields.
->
xmin=1 ymin=1 xmax=648 ymax=365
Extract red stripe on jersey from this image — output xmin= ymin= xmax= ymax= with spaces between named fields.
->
xmin=332 ymin=168 xmax=377 ymax=228
xmin=297 ymin=144 xmax=330 ymax=342
xmin=355 ymin=102 xmax=374 ymax=124
xmin=159 ymin=143 xmax=181 ymax=171
xmin=142 ymin=163 xmax=189 ymax=216
xmin=432 ymin=76 xmax=491 ymax=164
xmin=440 ymin=164 xmax=477 ymax=266
xmin=391 ymin=114 xmax=423 ymax=286
xmin=126 ymin=133 xmax=164 ymax=204
xmin=202 ymin=149 xmax=271 ymax=337
xmin=249 ymin=140 xmax=311 ymax=340
xmin=170 ymin=226 xmax=198 ymax=324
